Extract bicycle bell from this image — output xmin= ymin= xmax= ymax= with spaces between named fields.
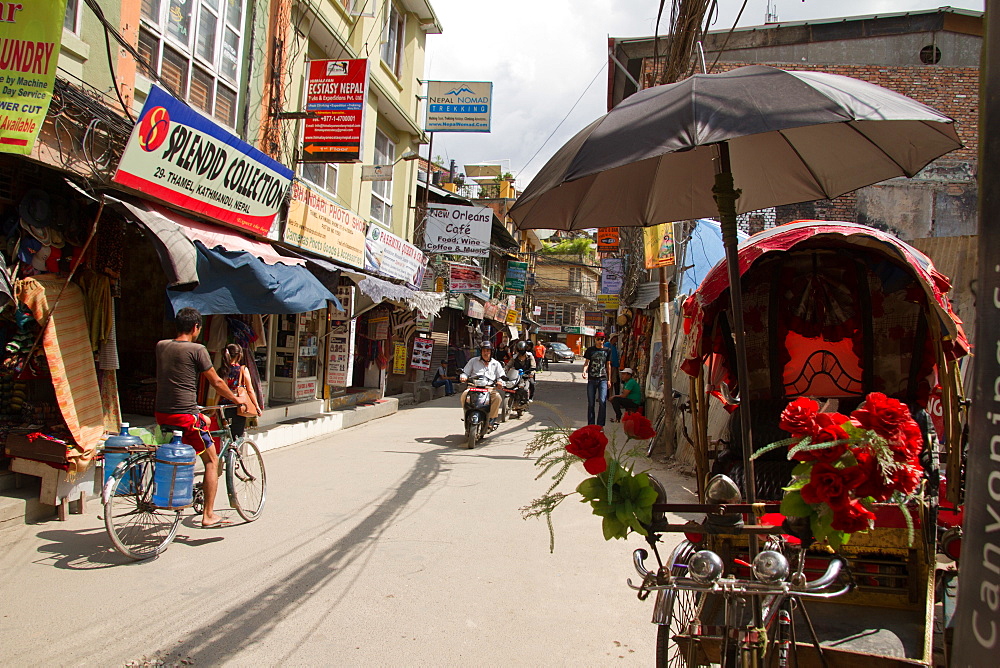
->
xmin=752 ymin=550 xmax=790 ymax=584
xmin=688 ymin=550 xmax=724 ymax=584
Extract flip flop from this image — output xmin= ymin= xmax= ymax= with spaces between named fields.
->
xmin=200 ymin=518 xmax=233 ymax=529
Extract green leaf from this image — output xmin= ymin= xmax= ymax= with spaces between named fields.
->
xmin=783 ymin=477 xmax=808 ymax=492
xmin=637 ymin=487 xmax=659 ymax=505
xmin=827 ymin=530 xmax=846 ymax=551
xmin=791 ymin=462 xmax=812 ymax=477
xmin=780 ymin=491 xmax=812 ymax=518
xmin=602 ymin=515 xmax=619 ymax=540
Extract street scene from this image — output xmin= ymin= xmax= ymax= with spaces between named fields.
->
xmin=0 ymin=1 xmax=996 ymax=667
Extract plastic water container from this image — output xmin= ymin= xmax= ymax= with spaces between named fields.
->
xmin=103 ymin=423 xmax=143 ymax=493
xmin=152 ymin=431 xmax=197 ymax=509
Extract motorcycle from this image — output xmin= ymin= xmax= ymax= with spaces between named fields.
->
xmin=500 ymin=368 xmax=531 ymax=420
xmin=462 ymin=373 xmax=498 ymax=449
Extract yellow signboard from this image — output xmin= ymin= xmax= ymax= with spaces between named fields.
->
xmin=392 ymin=342 xmax=407 ymax=375
xmin=643 ymin=222 xmax=676 ymax=269
xmin=0 ymin=0 xmax=66 ymax=154
xmin=598 ymin=294 xmax=620 ymax=309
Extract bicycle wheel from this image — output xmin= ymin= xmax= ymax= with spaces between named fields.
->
xmin=656 ymin=540 xmax=702 ymax=667
xmin=104 ymin=457 xmax=182 ymax=560
xmin=226 ymin=438 xmax=266 ymax=521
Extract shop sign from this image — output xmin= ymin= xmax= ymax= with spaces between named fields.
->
xmin=295 ymin=379 xmax=317 ymax=399
xmin=392 ymin=341 xmax=407 ymax=374
xmin=326 ymin=319 xmax=355 ymax=386
xmin=505 ymin=309 xmax=520 ymax=325
xmin=361 ymin=164 xmax=392 ymax=181
xmin=368 ymin=314 xmax=389 ymax=340
xmin=483 ymin=300 xmax=499 ymax=321
xmin=600 ymin=258 xmax=624 ymax=295
xmin=448 ymin=262 xmax=483 ymax=293
xmin=643 ymin=222 xmax=676 ymax=269
xmin=114 ymin=86 xmax=293 ymax=235
xmin=285 ymin=180 xmax=366 ymax=268
xmin=435 ymin=277 xmax=446 ymax=293
xmin=584 ymin=311 xmax=604 ymax=327
xmin=539 ymin=325 xmax=561 ymax=333
xmin=562 ymin=326 xmax=582 ymax=334
xmin=582 ymin=326 xmax=597 ymax=336
xmin=466 ymin=298 xmax=484 ymax=319
xmin=504 ymin=261 xmax=528 ymax=294
xmin=598 ymin=294 xmax=620 ymax=309
xmin=410 ymin=337 xmax=433 ymax=370
xmin=424 ymin=80 xmax=493 ymax=133
xmin=0 ymin=0 xmax=65 ymax=154
xmin=330 ymin=285 xmax=354 ymax=320
xmin=495 ymin=304 xmax=509 ymax=324
xmin=533 ymin=305 xmax=542 ymax=316
xmin=415 ymin=314 xmax=432 ymax=332
xmin=597 ymin=227 xmax=620 ymax=250
xmin=424 ymin=204 xmax=492 ymax=256
xmin=303 ymin=59 xmax=369 ymax=162
xmin=364 ymin=224 xmax=427 ymax=288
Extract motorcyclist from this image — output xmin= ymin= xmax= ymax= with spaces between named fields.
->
xmin=505 ymin=340 xmax=536 ymax=401
xmin=459 ymin=340 xmax=505 ymax=427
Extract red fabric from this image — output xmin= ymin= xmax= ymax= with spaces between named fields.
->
xmin=154 ymin=412 xmax=214 ymax=454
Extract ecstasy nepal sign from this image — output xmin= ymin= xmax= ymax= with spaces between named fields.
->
xmin=303 ymin=59 xmax=369 ymax=162
xmin=114 ymin=86 xmax=293 ymax=235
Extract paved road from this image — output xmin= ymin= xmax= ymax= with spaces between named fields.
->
xmin=0 ymin=361 xmax=693 ymax=666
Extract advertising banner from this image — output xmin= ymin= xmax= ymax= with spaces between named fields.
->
xmin=415 ymin=314 xmax=432 ymax=332
xmin=643 ymin=222 xmax=676 ymax=269
xmin=483 ymin=300 xmax=499 ymax=321
xmin=424 ymin=204 xmax=492 ymax=256
xmin=285 ymin=180 xmax=366 ymax=267
xmin=424 ymin=81 xmax=493 ymax=133
xmin=296 ymin=379 xmax=317 ymax=399
xmin=364 ymin=224 xmax=427 ymax=288
xmin=598 ymin=294 xmax=620 ymax=310
xmin=539 ymin=325 xmax=561 ymax=333
xmin=466 ymin=298 xmax=484 ymax=319
xmin=504 ymin=261 xmax=528 ymax=294
xmin=505 ymin=309 xmax=520 ymax=325
xmin=361 ymin=164 xmax=392 ymax=181
xmin=597 ymin=228 xmax=620 ymax=250
xmin=326 ymin=319 xmax=355 ymax=386
xmin=114 ymin=86 xmax=293 ymax=235
xmin=600 ymin=258 xmax=624 ymax=295
xmin=330 ymin=285 xmax=354 ymax=320
xmin=392 ymin=342 xmax=407 ymax=374
xmin=584 ymin=311 xmax=604 ymax=327
xmin=0 ymin=0 xmax=65 ymax=154
xmin=303 ymin=59 xmax=369 ymax=162
xmin=448 ymin=263 xmax=483 ymax=293
xmin=495 ymin=303 xmax=509 ymax=324
xmin=410 ymin=337 xmax=433 ymax=370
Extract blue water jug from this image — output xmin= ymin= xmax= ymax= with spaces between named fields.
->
xmin=152 ymin=430 xmax=197 ymax=508
xmin=103 ymin=422 xmax=143 ymax=493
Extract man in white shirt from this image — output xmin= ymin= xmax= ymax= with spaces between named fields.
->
xmin=459 ymin=340 xmax=505 ymax=425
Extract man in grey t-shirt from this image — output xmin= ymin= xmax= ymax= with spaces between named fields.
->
xmin=154 ymin=307 xmax=250 ymax=528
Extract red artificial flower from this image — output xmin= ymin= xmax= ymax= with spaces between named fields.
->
xmin=566 ymin=425 xmax=608 ymax=461
xmin=583 ymin=456 xmax=608 ymax=475
xmin=851 ymin=447 xmax=895 ymax=502
xmin=851 ymin=392 xmax=912 ymax=440
xmin=800 ymin=462 xmax=868 ymax=509
xmin=789 ymin=413 xmax=850 ymax=463
xmin=889 ymin=460 xmax=923 ymax=496
xmin=890 ymin=421 xmax=924 ymax=461
xmin=622 ymin=412 xmax=656 ymax=440
xmin=830 ymin=498 xmax=876 ymax=533
xmin=779 ymin=397 xmax=820 ymax=438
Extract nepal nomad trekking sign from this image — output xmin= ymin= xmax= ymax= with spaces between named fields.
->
xmin=303 ymin=59 xmax=369 ymax=162
xmin=0 ymin=0 xmax=65 ymax=154
xmin=114 ymin=86 xmax=293 ymax=235
xmin=424 ymin=81 xmax=492 ymax=133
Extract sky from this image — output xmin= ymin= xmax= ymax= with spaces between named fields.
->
xmin=422 ymin=0 xmax=984 ymax=188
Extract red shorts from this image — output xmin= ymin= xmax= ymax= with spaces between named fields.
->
xmin=154 ymin=412 xmax=215 ymax=455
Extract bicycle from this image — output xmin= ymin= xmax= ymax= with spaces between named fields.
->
xmin=102 ymin=405 xmax=267 ymax=560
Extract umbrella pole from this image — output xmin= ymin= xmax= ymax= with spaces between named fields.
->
xmin=713 ymin=143 xmax=760 ymax=528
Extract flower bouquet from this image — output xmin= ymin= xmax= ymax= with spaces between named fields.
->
xmin=521 ymin=412 xmax=660 ymax=552
xmin=753 ymin=392 xmax=926 ymax=549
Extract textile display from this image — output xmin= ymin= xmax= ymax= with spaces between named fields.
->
xmin=98 ymin=369 xmax=121 ymax=433
xmin=97 ymin=300 xmax=119 ymax=370
xmin=16 ymin=275 xmax=105 ymax=474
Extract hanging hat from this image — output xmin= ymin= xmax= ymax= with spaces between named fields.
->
xmin=19 ymin=189 xmax=52 ymax=246
xmin=17 ymin=236 xmax=42 ymax=265
xmin=31 ymin=245 xmax=61 ymax=273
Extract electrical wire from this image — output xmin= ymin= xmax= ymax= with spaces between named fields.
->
xmin=708 ymin=0 xmax=749 ymax=73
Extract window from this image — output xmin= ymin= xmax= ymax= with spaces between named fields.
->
xmin=370 ymin=128 xmax=394 ymax=225
xmin=569 ymin=267 xmax=583 ymax=293
xmin=302 ymin=162 xmax=338 ymax=196
xmin=139 ymin=0 xmax=244 ymax=128
xmin=64 ymin=0 xmax=81 ymax=33
xmin=380 ymin=2 xmax=404 ymax=78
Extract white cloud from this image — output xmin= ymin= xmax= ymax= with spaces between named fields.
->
xmin=423 ymin=0 xmax=983 ymax=186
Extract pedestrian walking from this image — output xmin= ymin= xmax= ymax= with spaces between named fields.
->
xmin=610 ymin=367 xmax=643 ymax=422
xmin=605 ymin=333 xmax=621 ymax=395
xmin=582 ymin=331 xmax=612 ymax=426
xmin=534 ymin=340 xmax=547 ymax=371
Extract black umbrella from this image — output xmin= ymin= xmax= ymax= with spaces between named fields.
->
xmin=509 ymin=65 xmax=962 ymax=505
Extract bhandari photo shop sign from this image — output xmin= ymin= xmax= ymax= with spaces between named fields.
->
xmin=114 ymin=86 xmax=293 ymax=235
xmin=0 ymin=0 xmax=65 ymax=154
xmin=303 ymin=59 xmax=369 ymax=162
xmin=424 ymin=81 xmax=493 ymax=133
xmin=364 ymin=224 xmax=426 ymax=288
xmin=424 ymin=204 xmax=492 ymax=256
xmin=285 ymin=180 xmax=366 ymax=268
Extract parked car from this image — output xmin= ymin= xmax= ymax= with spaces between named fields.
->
xmin=545 ymin=342 xmax=575 ymax=363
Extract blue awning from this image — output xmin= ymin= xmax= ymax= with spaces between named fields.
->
xmin=167 ymin=242 xmax=342 ymax=315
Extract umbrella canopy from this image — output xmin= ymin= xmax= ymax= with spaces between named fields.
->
xmin=509 ymin=65 xmax=961 ymax=230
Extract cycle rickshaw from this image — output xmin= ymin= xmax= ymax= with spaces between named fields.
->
xmin=632 ymin=221 xmax=968 ymax=667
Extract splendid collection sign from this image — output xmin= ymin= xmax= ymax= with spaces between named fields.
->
xmin=114 ymin=86 xmax=293 ymax=235
xmin=364 ymin=224 xmax=426 ymax=288
xmin=285 ymin=180 xmax=365 ymax=268
xmin=0 ymin=0 xmax=65 ymax=154
xmin=303 ymin=59 xmax=369 ymax=162
xmin=424 ymin=204 xmax=492 ymax=256
xmin=424 ymin=81 xmax=492 ymax=133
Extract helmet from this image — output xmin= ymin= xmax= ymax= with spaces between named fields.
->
xmin=515 ymin=340 xmax=531 ymax=354
xmin=480 ymin=340 xmax=493 ymax=349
